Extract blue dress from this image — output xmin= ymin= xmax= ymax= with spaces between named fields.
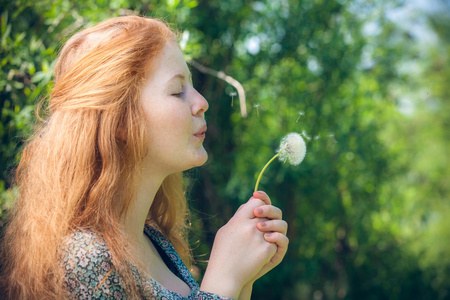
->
xmin=60 ymin=225 xmax=232 ymax=300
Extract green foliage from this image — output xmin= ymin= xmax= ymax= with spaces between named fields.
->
xmin=379 ymin=4 xmax=450 ymax=298
xmin=1 ymin=0 xmax=449 ymax=299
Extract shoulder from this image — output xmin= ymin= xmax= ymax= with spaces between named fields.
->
xmin=60 ymin=230 xmax=126 ymax=299
xmin=61 ymin=229 xmax=109 ymax=257
xmin=60 ymin=230 xmax=113 ymax=276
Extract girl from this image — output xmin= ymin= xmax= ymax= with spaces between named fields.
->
xmin=0 ymin=16 xmax=288 ymax=299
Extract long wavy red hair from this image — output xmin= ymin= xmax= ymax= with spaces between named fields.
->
xmin=0 ymin=16 xmax=190 ymax=299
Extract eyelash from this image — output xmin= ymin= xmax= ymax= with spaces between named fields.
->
xmin=172 ymin=86 xmax=185 ymax=98
xmin=172 ymin=92 xmax=184 ymax=98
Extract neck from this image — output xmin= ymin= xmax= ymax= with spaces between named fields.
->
xmin=124 ymin=166 xmax=166 ymax=245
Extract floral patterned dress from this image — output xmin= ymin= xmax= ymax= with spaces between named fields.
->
xmin=60 ymin=225 xmax=232 ymax=300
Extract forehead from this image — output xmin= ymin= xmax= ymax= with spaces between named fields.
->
xmin=149 ymin=41 xmax=190 ymax=80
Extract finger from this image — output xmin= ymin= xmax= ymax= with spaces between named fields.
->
xmin=264 ymin=232 xmax=289 ymax=250
xmin=236 ymin=197 xmax=262 ymax=213
xmin=263 ymin=232 xmax=289 ymax=264
xmin=257 ymin=220 xmax=288 ymax=235
xmin=253 ymin=205 xmax=282 ymax=220
xmin=253 ymin=191 xmax=271 ymax=205
xmin=236 ymin=197 xmax=266 ymax=218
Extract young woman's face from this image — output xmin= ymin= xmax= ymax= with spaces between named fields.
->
xmin=140 ymin=41 xmax=209 ymax=176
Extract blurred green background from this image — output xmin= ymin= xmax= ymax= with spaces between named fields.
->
xmin=1 ymin=0 xmax=449 ymax=299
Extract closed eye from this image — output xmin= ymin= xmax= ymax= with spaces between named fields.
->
xmin=172 ymin=92 xmax=184 ymax=98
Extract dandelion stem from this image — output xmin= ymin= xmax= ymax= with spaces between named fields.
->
xmin=254 ymin=153 xmax=279 ymax=192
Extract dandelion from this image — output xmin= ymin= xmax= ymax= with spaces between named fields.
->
xmin=254 ymin=132 xmax=307 ymax=192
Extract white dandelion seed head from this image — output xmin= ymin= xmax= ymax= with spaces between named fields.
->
xmin=277 ymin=132 xmax=307 ymax=166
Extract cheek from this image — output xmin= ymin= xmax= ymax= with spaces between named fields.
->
xmin=144 ymin=104 xmax=191 ymax=142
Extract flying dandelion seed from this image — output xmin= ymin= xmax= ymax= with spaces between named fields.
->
xmin=254 ymin=132 xmax=307 ymax=192
xmin=426 ymin=82 xmax=434 ymax=101
xmin=328 ymin=133 xmax=337 ymax=143
xmin=229 ymin=91 xmax=237 ymax=107
xmin=253 ymin=104 xmax=261 ymax=117
xmin=296 ymin=111 xmax=305 ymax=123
xmin=302 ymin=130 xmax=311 ymax=140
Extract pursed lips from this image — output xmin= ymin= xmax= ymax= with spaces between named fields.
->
xmin=194 ymin=125 xmax=207 ymax=138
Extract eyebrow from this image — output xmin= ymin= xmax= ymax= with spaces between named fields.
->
xmin=168 ymin=72 xmax=193 ymax=83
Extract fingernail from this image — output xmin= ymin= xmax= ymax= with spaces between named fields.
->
xmin=265 ymin=233 xmax=272 ymax=237
xmin=256 ymin=207 xmax=264 ymax=214
xmin=259 ymin=222 xmax=266 ymax=228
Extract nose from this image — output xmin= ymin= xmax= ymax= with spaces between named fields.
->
xmin=191 ymin=88 xmax=209 ymax=117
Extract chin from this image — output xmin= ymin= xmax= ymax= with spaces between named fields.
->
xmin=178 ymin=148 xmax=208 ymax=171
xmin=196 ymin=152 xmax=209 ymax=167
xmin=193 ymin=148 xmax=208 ymax=167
